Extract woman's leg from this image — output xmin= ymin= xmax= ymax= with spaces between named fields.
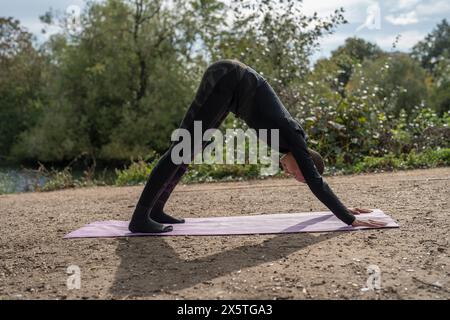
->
xmin=129 ymin=62 xmax=242 ymax=233
xmin=148 ymin=164 xmax=188 ymax=224
xmin=149 ymin=108 xmax=230 ymax=223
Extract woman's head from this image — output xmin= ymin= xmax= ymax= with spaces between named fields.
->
xmin=307 ymin=149 xmax=325 ymax=175
xmin=280 ymin=149 xmax=324 ymax=183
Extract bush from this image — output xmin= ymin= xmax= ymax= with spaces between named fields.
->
xmin=184 ymin=163 xmax=264 ymax=183
xmin=37 ymin=168 xmax=75 ymax=192
xmin=405 ymin=148 xmax=450 ymax=168
xmin=0 ymin=172 xmax=16 ymax=194
xmin=32 ymin=161 xmax=108 ymax=192
xmin=353 ymin=148 xmax=450 ymax=173
xmin=114 ymin=159 xmax=285 ymax=186
xmin=115 ymin=159 xmax=156 ymax=186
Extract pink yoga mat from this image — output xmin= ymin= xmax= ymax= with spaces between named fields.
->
xmin=64 ymin=209 xmax=398 ymax=239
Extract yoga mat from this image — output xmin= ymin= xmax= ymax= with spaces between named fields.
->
xmin=64 ymin=209 xmax=398 ymax=239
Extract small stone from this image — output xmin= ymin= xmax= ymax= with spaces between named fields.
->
xmin=311 ymin=280 xmax=326 ymax=286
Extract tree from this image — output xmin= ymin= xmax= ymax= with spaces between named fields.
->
xmin=0 ymin=17 xmax=45 ymax=160
xmin=347 ymin=53 xmax=428 ymax=116
xmin=412 ymin=19 xmax=450 ymax=115
xmin=428 ymin=56 xmax=450 ymax=115
xmin=12 ymin=0 xmax=227 ymax=162
xmin=333 ymin=37 xmax=383 ymax=62
xmin=330 ymin=37 xmax=382 ymax=92
xmin=412 ymin=19 xmax=450 ymax=74
xmin=312 ymin=37 xmax=383 ymax=97
xmin=209 ymin=0 xmax=346 ymax=119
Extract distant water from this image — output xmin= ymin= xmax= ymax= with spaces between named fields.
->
xmin=0 ymin=166 xmax=118 ymax=194
xmin=0 ymin=167 xmax=47 ymax=194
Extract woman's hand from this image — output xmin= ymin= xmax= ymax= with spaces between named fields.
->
xmin=351 ymin=219 xmax=388 ymax=228
xmin=348 ymin=207 xmax=387 ymax=227
xmin=348 ymin=207 xmax=373 ymax=215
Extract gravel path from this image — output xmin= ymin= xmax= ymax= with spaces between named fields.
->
xmin=1 ymin=168 xmax=449 ymax=300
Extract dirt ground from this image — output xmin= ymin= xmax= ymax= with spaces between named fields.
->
xmin=0 ymin=168 xmax=449 ymax=300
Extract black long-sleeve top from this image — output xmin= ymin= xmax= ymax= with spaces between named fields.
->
xmin=225 ymin=59 xmax=356 ymax=225
xmin=279 ymin=126 xmax=356 ymax=225
xmin=249 ymin=80 xmax=355 ymax=225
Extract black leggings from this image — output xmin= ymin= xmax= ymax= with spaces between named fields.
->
xmin=129 ymin=60 xmax=355 ymax=233
xmin=136 ymin=62 xmax=243 ymax=210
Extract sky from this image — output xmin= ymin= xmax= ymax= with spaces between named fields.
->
xmin=1 ymin=0 xmax=449 ymax=61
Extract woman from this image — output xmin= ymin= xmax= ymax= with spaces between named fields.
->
xmin=129 ymin=59 xmax=387 ymax=233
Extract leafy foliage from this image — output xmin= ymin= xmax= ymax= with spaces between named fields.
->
xmin=0 ymin=1 xmax=449 ymax=192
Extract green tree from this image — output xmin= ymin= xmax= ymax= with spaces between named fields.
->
xmin=12 ymin=0 xmax=347 ymax=163
xmin=331 ymin=37 xmax=382 ymax=94
xmin=411 ymin=19 xmax=450 ymax=114
xmin=412 ymin=19 xmax=450 ymax=74
xmin=13 ymin=0 xmax=222 ymax=162
xmin=428 ymin=56 xmax=450 ymax=115
xmin=211 ymin=0 xmax=346 ymax=119
xmin=312 ymin=38 xmax=382 ymax=97
xmin=0 ymin=17 xmax=45 ymax=161
xmin=347 ymin=53 xmax=428 ymax=116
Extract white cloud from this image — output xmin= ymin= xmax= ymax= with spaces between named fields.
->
xmin=318 ymin=33 xmax=350 ymax=50
xmin=385 ymin=11 xmax=419 ymax=25
xmin=300 ymin=0 xmax=373 ymax=23
xmin=415 ymin=0 xmax=450 ymax=16
xmin=390 ymin=0 xmax=421 ymax=11
xmin=374 ymin=30 xmax=426 ymax=51
xmin=2 ymin=0 xmax=447 ymax=60
xmin=384 ymin=0 xmax=450 ymax=26
xmin=386 ymin=0 xmax=450 ymax=17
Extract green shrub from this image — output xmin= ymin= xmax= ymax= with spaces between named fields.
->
xmin=354 ymin=154 xmax=402 ymax=172
xmin=0 ymin=173 xmax=16 ymax=195
xmin=405 ymin=148 xmax=450 ymax=168
xmin=183 ymin=163 xmax=264 ymax=183
xmin=115 ymin=159 xmax=156 ymax=186
xmin=37 ymin=167 xmax=75 ymax=192
xmin=114 ymin=158 xmax=285 ymax=186
xmin=353 ymin=148 xmax=450 ymax=173
xmin=33 ymin=162 xmax=108 ymax=192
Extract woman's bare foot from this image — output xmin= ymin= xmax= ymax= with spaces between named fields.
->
xmin=150 ymin=210 xmax=185 ymax=224
xmin=128 ymin=204 xmax=173 ymax=233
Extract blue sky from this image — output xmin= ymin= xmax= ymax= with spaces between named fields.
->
xmin=1 ymin=0 xmax=449 ymax=61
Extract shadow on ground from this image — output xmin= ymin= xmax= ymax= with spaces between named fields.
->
xmin=109 ymin=232 xmax=341 ymax=298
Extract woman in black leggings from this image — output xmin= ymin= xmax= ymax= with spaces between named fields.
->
xmin=129 ymin=59 xmax=386 ymax=233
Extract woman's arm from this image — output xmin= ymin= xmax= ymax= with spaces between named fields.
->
xmin=284 ymin=131 xmax=356 ymax=225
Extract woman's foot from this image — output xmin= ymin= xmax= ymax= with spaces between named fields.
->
xmin=150 ymin=210 xmax=185 ymax=224
xmin=128 ymin=204 xmax=173 ymax=233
